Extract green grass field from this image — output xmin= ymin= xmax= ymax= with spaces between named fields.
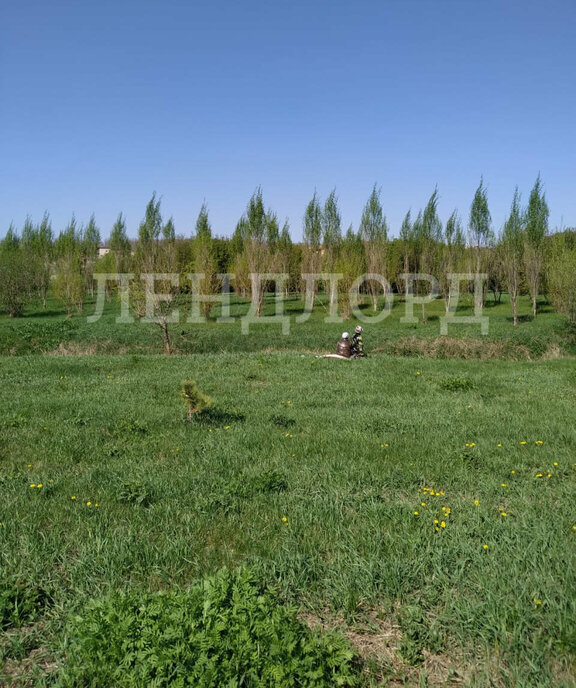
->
xmin=1 ymin=344 xmax=576 ymax=685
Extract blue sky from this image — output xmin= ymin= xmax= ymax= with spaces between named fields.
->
xmin=1 ymin=0 xmax=575 ymax=241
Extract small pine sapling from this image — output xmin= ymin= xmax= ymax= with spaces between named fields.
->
xmin=181 ymin=380 xmax=211 ymax=420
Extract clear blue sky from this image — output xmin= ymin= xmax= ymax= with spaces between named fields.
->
xmin=1 ymin=0 xmax=575 ymax=241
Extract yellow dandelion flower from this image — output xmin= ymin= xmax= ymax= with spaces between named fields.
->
xmin=497 ymin=443 xmax=502 ymax=447
xmin=501 ymin=483 xmax=508 ymax=487
xmin=413 ymin=511 xmax=419 ymax=516
xmin=225 ymin=426 xmax=230 ymax=429
xmin=535 ymin=473 xmax=543 ymax=478
xmin=520 ymin=441 xmax=527 ymax=445
xmin=30 ymin=483 xmax=36 ymax=488
xmin=95 ymin=504 xmax=99 ymax=508
xmin=553 ymin=462 xmax=559 ymax=467
xmin=86 ymin=501 xmax=92 ymax=507
xmin=37 ymin=483 xmax=43 ymax=489
xmin=535 ymin=440 xmax=543 ymax=445
xmin=434 ymin=519 xmax=439 ymax=524
xmin=416 ymin=371 xmax=421 ymax=376
xmin=440 ymin=521 xmax=446 ymax=528
xmin=482 ymin=544 xmax=489 ymax=550
xmin=500 ymin=511 xmax=508 ymax=517
xmin=535 ymin=599 xmax=542 ymax=606
xmin=281 ymin=516 xmax=288 ymax=523
xmin=474 ymin=499 xmax=480 ymax=506
xmin=572 ymin=525 xmax=576 ymax=531
xmin=510 ymin=470 xmax=516 ymax=474
xmin=71 ymin=496 xmax=76 ymax=500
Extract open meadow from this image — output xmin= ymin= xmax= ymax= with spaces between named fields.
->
xmin=1 ymin=293 xmax=576 ymax=686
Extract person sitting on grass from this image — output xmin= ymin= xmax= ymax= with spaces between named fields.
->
xmin=336 ymin=332 xmax=352 ymax=358
xmin=351 ymin=326 xmax=366 ymax=358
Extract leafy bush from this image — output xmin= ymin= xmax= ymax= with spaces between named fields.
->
xmin=58 ymin=568 xmax=359 ymax=687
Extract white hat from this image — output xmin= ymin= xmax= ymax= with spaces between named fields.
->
xmin=342 ymin=332 xmax=349 ymax=339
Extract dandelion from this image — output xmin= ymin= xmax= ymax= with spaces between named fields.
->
xmin=535 ymin=599 xmax=542 ymax=606
xmin=37 ymin=483 xmax=43 ymax=489
xmin=440 ymin=521 xmax=446 ymax=528
xmin=413 ymin=511 xmax=419 ymax=516
xmin=71 ymin=496 xmax=76 ymax=500
xmin=553 ymin=462 xmax=559 ymax=467
xmin=86 ymin=501 xmax=92 ymax=507
xmin=225 ymin=426 xmax=231 ymax=430
xmin=27 ymin=464 xmax=32 ymax=468
xmin=416 ymin=371 xmax=421 ymax=376
xmin=482 ymin=544 xmax=489 ymax=550
xmin=474 ymin=499 xmax=480 ymax=506
xmin=497 ymin=443 xmax=502 ymax=448
xmin=30 ymin=483 xmax=36 ymax=488
xmin=95 ymin=503 xmax=99 ymax=508
xmin=421 ymin=502 xmax=426 ymax=507
xmin=434 ymin=519 xmax=439 ymax=524
xmin=535 ymin=473 xmax=543 ymax=478
xmin=501 ymin=483 xmax=508 ymax=487
xmin=535 ymin=440 xmax=543 ymax=445
xmin=572 ymin=525 xmax=576 ymax=531
xmin=510 ymin=470 xmax=516 ymax=475
xmin=381 ymin=443 xmax=389 ymax=448
xmin=467 ymin=404 xmax=472 ymax=409
xmin=520 ymin=441 xmax=527 ymax=445
xmin=500 ymin=511 xmax=508 ymax=517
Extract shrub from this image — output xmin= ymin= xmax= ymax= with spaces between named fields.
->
xmin=58 ymin=568 xmax=359 ymax=687
xmin=182 ymin=380 xmax=211 ymax=419
xmin=116 ymin=480 xmax=154 ymax=507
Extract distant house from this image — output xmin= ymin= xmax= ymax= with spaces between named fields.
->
xmin=98 ymin=246 xmax=110 ymax=257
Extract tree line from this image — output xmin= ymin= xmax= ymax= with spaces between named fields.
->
xmin=1 ymin=177 xmax=575 ymax=325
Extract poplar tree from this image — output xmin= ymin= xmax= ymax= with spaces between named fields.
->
xmin=523 ymin=175 xmax=549 ymax=317
xmin=321 ymin=189 xmax=342 ymax=312
xmin=301 ymin=192 xmax=323 ymax=306
xmin=469 ymin=178 xmax=492 ymax=309
xmin=359 ymin=184 xmax=388 ymax=310
xmin=193 ymin=203 xmax=218 ymax=318
xmin=439 ymin=210 xmax=465 ymax=314
xmin=501 ymin=188 xmax=525 ymax=326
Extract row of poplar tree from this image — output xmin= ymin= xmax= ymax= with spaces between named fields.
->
xmin=1 ymin=177 xmax=575 ymax=324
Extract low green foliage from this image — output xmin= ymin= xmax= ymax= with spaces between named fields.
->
xmin=58 ymin=568 xmax=359 ymax=687
xmin=439 ymin=376 xmax=476 ymax=391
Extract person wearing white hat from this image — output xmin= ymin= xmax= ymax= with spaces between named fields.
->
xmin=336 ymin=332 xmax=352 ymax=358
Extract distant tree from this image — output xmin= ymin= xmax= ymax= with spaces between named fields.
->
xmin=234 ymin=188 xmax=277 ymax=315
xmin=20 ymin=214 xmax=53 ymax=308
xmin=501 ymin=188 xmax=525 ymax=326
xmin=336 ymin=226 xmax=366 ymax=319
xmin=135 ymin=193 xmax=163 ymax=273
xmin=439 ymin=210 xmax=466 ymax=314
xmin=414 ymin=189 xmax=442 ymax=322
xmin=321 ymin=189 xmax=342 ymax=312
xmin=545 ymin=230 xmax=576 ymax=322
xmin=54 ymin=216 xmax=85 ymax=315
xmin=399 ymin=210 xmax=413 ymax=300
xmin=81 ymin=214 xmax=101 ymax=296
xmin=192 ymin=203 xmax=218 ymax=319
xmin=359 ymin=184 xmax=388 ymax=310
xmin=0 ymin=226 xmax=35 ymax=316
xmin=469 ymin=178 xmax=492 ymax=309
xmin=109 ymin=213 xmax=132 ymax=273
xmin=524 ymin=175 xmax=549 ymax=317
xmin=301 ymin=192 xmax=323 ymax=307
